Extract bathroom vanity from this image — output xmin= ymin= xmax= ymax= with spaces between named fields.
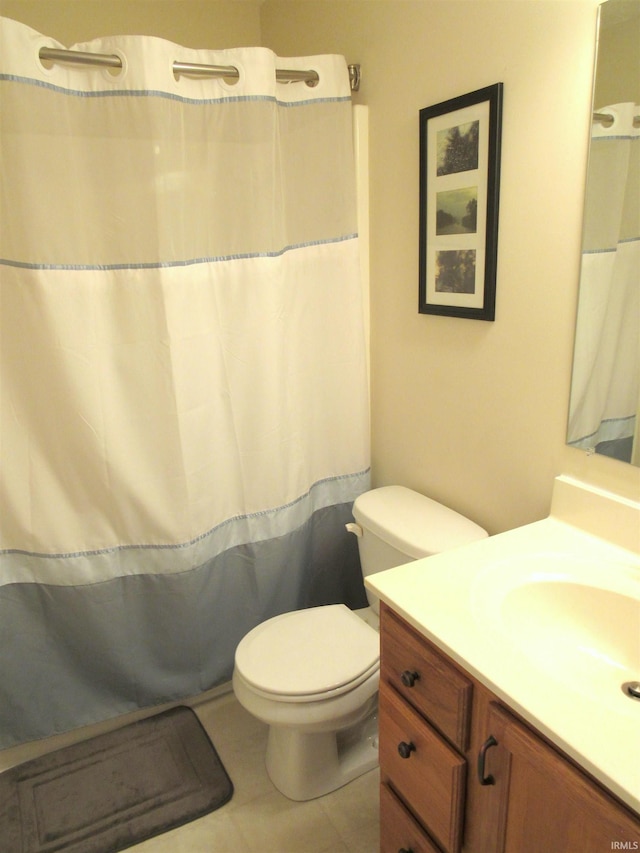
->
xmin=378 ymin=603 xmax=639 ymax=852
xmin=367 ymin=476 xmax=640 ymax=852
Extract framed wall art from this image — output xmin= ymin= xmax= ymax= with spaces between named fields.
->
xmin=419 ymin=83 xmax=503 ymax=320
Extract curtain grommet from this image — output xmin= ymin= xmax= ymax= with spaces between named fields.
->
xmin=100 ymin=48 xmax=127 ymax=83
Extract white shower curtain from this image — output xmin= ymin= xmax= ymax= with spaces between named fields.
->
xmin=568 ymin=102 xmax=640 ymax=461
xmin=0 ymin=17 xmax=370 ymax=746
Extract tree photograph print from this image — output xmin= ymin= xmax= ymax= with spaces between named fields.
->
xmin=419 ymin=84 xmax=502 ymax=320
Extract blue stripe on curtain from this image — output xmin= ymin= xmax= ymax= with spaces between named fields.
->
xmin=1 ymin=470 xmax=370 ymax=584
xmin=0 ymin=233 xmax=359 ymax=272
xmin=0 ymin=72 xmax=353 ymax=108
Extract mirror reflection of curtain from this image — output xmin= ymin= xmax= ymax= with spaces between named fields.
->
xmin=568 ymin=102 xmax=640 ymax=464
xmin=0 ymin=18 xmax=370 ymax=747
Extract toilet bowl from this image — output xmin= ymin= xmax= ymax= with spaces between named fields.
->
xmin=232 ymin=604 xmax=379 ymax=801
xmin=233 ymin=485 xmax=488 ymax=801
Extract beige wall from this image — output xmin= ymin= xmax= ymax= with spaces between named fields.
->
xmin=595 ymin=2 xmax=640 ymax=106
xmin=261 ymin=0 xmax=640 ymax=533
xmin=2 ymin=0 xmax=638 ymax=533
xmin=0 ymin=1 xmax=262 ymax=47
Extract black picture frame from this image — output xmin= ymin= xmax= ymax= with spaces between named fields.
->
xmin=419 ymin=83 xmax=503 ymax=321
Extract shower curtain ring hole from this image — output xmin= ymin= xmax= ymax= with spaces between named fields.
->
xmin=105 ymin=63 xmax=124 ymax=79
xmin=172 ymin=63 xmax=240 ymax=86
xmin=222 ymin=69 xmax=240 ymax=86
xmin=38 ymin=53 xmax=54 ymax=71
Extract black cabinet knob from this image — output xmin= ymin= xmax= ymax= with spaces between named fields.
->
xmin=400 ymin=669 xmax=420 ymax=687
xmin=397 ymin=740 xmax=416 ymax=759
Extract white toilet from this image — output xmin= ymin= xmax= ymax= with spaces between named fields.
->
xmin=232 ymin=485 xmax=487 ymax=801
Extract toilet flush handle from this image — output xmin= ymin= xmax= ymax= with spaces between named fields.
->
xmin=345 ymin=522 xmax=363 ymax=537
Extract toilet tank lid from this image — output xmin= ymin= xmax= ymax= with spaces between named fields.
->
xmin=352 ymin=485 xmax=487 ymax=559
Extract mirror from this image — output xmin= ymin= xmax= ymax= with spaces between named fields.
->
xmin=567 ymin=0 xmax=640 ymax=465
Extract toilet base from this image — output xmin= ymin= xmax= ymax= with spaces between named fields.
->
xmin=265 ymin=701 xmax=379 ymax=801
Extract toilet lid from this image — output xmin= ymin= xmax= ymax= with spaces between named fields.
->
xmin=234 ymin=604 xmax=379 ymax=699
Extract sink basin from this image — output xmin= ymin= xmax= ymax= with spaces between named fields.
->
xmin=472 ymin=554 xmax=640 ymax=701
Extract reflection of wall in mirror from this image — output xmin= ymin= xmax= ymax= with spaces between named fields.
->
xmin=594 ymin=0 xmax=640 ymax=107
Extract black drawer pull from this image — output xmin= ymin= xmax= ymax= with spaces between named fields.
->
xmin=400 ymin=669 xmax=420 ymax=687
xmin=397 ymin=740 xmax=416 ymax=759
xmin=399 ymin=848 xmax=414 ymax=853
xmin=478 ymin=734 xmax=498 ymax=785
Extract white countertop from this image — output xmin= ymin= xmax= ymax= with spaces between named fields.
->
xmin=366 ymin=505 xmax=640 ymax=814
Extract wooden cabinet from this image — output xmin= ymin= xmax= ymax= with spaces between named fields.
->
xmin=477 ymin=702 xmax=640 ymax=852
xmin=379 ymin=605 xmax=471 ymax=852
xmin=379 ymin=602 xmax=640 ymax=853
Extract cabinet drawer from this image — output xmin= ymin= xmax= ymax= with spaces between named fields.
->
xmin=379 ymin=683 xmax=466 ymax=853
xmin=381 ymin=605 xmax=472 ymax=750
xmin=380 ymin=782 xmax=441 ymax=853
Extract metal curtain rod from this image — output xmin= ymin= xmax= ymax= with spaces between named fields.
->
xmin=38 ymin=47 xmax=361 ymax=91
xmin=593 ymin=110 xmax=640 ymax=128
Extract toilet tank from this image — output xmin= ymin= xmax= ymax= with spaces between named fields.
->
xmin=350 ymin=485 xmax=488 ymax=610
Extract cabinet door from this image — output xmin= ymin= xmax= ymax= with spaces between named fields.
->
xmin=480 ymin=703 xmax=640 ymax=852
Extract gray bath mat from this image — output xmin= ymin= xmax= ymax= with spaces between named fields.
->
xmin=0 ymin=705 xmax=233 ymax=852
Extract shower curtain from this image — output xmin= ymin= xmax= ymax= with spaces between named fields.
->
xmin=568 ymin=102 xmax=640 ymax=462
xmin=0 ymin=18 xmax=370 ymax=747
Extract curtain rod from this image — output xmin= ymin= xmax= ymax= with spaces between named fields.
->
xmin=38 ymin=47 xmax=361 ymax=91
xmin=593 ymin=110 xmax=640 ymax=128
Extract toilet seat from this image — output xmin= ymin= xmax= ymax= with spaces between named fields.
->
xmin=234 ymin=604 xmax=379 ymax=703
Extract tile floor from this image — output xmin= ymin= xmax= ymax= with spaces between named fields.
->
xmin=132 ymin=692 xmax=380 ymax=853
xmin=1 ymin=690 xmax=380 ymax=853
